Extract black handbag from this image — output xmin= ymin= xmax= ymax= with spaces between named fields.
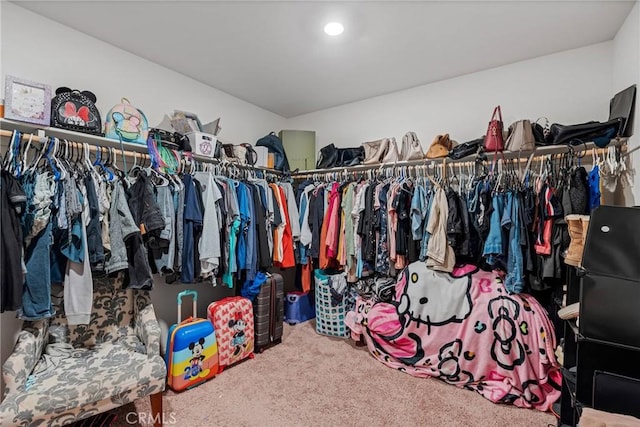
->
xmin=316 ymin=143 xmax=339 ymax=168
xmin=50 ymin=87 xmax=102 ymax=135
xmin=316 ymin=145 xmax=364 ymax=168
xmin=337 ymin=147 xmax=364 ymax=167
xmin=609 ymin=84 xmax=636 ymax=137
xmin=548 ymin=118 xmax=623 ymax=147
xmin=149 ymin=128 xmax=192 ymax=152
xmin=448 ymin=137 xmax=483 ymax=160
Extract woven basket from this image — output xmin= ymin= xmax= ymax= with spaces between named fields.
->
xmin=314 ymin=270 xmax=349 ymax=338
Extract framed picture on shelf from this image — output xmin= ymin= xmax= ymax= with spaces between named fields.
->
xmin=4 ymin=75 xmax=51 ymax=125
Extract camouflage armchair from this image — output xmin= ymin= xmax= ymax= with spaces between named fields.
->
xmin=0 ymin=276 xmax=166 ymax=426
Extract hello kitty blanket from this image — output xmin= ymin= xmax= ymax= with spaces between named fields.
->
xmin=345 ymin=262 xmax=561 ymax=411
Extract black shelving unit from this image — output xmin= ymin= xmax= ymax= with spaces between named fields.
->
xmin=559 ymin=269 xmax=640 ymax=426
xmin=558 ymin=267 xmax=581 ymax=426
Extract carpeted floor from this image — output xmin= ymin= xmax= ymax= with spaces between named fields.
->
xmin=110 ymin=321 xmax=555 ymax=427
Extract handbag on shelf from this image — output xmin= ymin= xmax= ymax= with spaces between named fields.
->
xmin=221 ymin=143 xmax=257 ymax=165
xmin=426 ymin=134 xmax=453 ymax=159
xmin=483 ymin=105 xmax=505 ymax=152
xmin=316 ymin=144 xmax=364 ymax=169
xmin=400 ymin=131 xmax=424 ymax=161
xmin=50 ymin=87 xmax=102 ymax=136
xmin=362 ymin=138 xmax=391 ymax=165
xmin=448 ymin=137 xmax=483 ymax=160
xmin=148 ymin=128 xmax=192 ymax=152
xmin=104 ymin=98 xmax=149 ymax=144
xmin=532 ymin=117 xmax=550 ymax=145
xmin=505 ymin=119 xmax=535 ymax=152
xmin=381 ymin=137 xmax=399 ymax=163
xmin=316 ymin=143 xmax=339 ymax=168
xmin=548 ymin=118 xmax=623 ymax=147
xmin=609 ymin=84 xmax=636 ymax=138
xmin=337 ymin=147 xmax=364 ymax=167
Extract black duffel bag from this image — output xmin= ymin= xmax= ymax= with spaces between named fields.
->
xmin=546 ymin=118 xmax=623 ymax=147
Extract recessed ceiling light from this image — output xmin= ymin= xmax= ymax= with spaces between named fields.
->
xmin=324 ymin=22 xmax=344 ymax=36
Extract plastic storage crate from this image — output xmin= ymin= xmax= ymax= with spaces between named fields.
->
xmin=314 ymin=270 xmax=349 ymax=338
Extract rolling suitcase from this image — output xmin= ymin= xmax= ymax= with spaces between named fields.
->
xmin=207 ymin=296 xmax=254 ymax=372
xmin=253 ymin=273 xmax=284 ymax=352
xmin=165 ymin=290 xmax=218 ymax=392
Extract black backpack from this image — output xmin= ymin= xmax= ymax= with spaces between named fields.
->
xmin=256 ymin=132 xmax=290 ymax=172
xmin=50 ymin=87 xmax=102 ymax=135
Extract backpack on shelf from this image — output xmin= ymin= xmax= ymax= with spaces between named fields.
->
xmin=50 ymin=87 xmax=103 ymax=135
xmin=104 ymin=98 xmax=149 ymax=144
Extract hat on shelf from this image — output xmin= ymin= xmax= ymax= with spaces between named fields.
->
xmin=426 ymin=134 xmax=454 ymax=159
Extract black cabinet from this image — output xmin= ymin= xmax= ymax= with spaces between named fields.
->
xmin=558 ymin=206 xmax=640 ymax=426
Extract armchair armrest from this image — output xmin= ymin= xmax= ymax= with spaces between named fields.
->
xmin=2 ymin=320 xmax=49 ymax=397
xmin=134 ymin=304 xmax=162 ymax=358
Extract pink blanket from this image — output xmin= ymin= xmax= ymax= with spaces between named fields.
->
xmin=345 ymin=262 xmax=561 ymax=411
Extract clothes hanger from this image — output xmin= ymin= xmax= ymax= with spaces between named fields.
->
xmin=6 ymin=131 xmax=20 ymax=176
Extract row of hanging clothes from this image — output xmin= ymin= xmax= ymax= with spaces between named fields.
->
xmin=292 ymin=143 xmax=628 ymax=297
xmin=0 ymin=131 xmax=300 ymax=324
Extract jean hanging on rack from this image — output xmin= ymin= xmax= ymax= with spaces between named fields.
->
xmin=505 ymin=191 xmax=524 ymax=293
xmin=483 ymin=192 xmax=505 ymax=267
xmin=18 ymin=220 xmax=56 ymax=320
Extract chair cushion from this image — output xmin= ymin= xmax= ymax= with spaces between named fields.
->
xmin=0 ymin=340 xmax=166 ymax=426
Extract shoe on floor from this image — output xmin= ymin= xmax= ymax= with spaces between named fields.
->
xmin=558 ymin=302 xmax=580 ymax=320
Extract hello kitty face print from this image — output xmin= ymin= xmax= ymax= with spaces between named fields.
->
xmin=396 ymin=262 xmax=473 ymax=331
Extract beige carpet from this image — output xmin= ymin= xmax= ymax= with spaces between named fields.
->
xmin=112 ymin=321 xmax=555 ymax=427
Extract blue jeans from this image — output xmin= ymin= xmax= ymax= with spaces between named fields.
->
xmin=483 ymin=193 xmax=505 ymax=266
xmin=505 ymin=192 xmax=524 ymax=293
xmin=18 ymin=220 xmax=56 ymax=320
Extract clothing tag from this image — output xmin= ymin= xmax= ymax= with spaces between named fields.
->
xmin=140 ymin=223 xmax=147 ymax=235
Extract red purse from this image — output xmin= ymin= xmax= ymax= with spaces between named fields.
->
xmin=483 ymin=105 xmax=505 ymax=152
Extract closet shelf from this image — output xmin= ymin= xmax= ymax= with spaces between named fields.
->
xmin=0 ymin=118 xmax=149 ymax=154
xmin=293 ymin=137 xmax=629 ymax=176
xmin=0 ymin=118 xmax=283 ymax=174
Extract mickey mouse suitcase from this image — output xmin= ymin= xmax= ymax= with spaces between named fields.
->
xmin=165 ymin=290 xmax=218 ymax=392
xmin=207 ymin=296 xmax=254 ymax=373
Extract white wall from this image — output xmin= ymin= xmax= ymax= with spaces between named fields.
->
xmin=1 ymin=2 xmax=285 ymax=144
xmin=287 ymin=43 xmax=614 ymax=153
xmin=613 ymin=1 xmax=640 ymax=204
xmin=0 ymin=2 xmax=285 ymax=394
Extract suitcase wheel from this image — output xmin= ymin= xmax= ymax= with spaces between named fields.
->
xmin=249 ymin=353 xmax=255 ymax=359
xmin=218 ymin=366 xmax=225 ymax=374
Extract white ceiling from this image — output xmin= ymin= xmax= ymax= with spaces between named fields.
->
xmin=13 ymin=1 xmax=636 ymax=118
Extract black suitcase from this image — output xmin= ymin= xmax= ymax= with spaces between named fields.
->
xmin=253 ymin=273 xmax=284 ymax=353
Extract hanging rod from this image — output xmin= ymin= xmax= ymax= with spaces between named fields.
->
xmin=292 ymin=137 xmax=629 ymax=178
xmin=0 ymin=122 xmax=283 ymax=174
xmin=0 ymin=128 xmax=151 ymax=161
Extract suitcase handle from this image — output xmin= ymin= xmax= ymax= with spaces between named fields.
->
xmin=177 ymin=290 xmax=198 ymax=324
